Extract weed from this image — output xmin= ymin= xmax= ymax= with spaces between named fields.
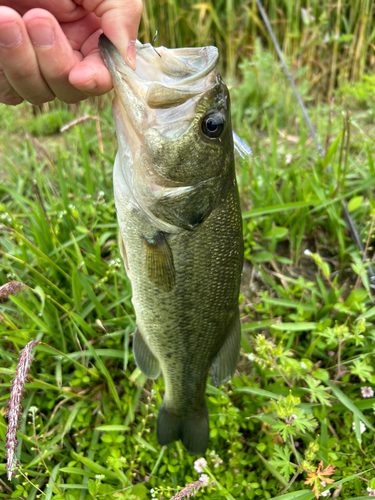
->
xmin=2 ymin=4 xmax=375 ymax=499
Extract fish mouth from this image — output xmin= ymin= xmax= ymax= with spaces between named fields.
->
xmin=99 ymin=35 xmax=222 ymax=233
xmin=99 ymin=34 xmax=219 ymax=111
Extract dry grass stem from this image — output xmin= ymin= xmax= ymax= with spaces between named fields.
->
xmin=60 ymin=114 xmax=100 ymax=132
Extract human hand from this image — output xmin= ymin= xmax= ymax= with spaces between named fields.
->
xmin=0 ymin=0 xmax=142 ymax=105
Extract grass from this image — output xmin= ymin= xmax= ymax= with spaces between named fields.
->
xmin=2 ymin=3 xmax=375 ymax=499
xmin=140 ymin=0 xmax=375 ymax=92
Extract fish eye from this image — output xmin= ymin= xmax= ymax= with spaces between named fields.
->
xmin=201 ymin=112 xmax=224 ymax=138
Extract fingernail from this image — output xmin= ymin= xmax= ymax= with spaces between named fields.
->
xmin=28 ymin=20 xmax=55 ymax=48
xmin=81 ymin=78 xmax=97 ymax=92
xmin=0 ymin=23 xmax=22 ymax=48
xmin=127 ymin=40 xmax=136 ymax=69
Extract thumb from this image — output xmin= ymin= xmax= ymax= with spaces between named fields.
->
xmin=82 ymin=0 xmax=143 ymax=70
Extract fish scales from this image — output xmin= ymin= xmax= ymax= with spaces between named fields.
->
xmin=99 ymin=34 xmax=244 ymax=455
xmin=117 ymin=183 xmax=242 ymax=407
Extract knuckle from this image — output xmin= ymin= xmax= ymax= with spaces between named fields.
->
xmin=28 ymin=93 xmax=55 ymax=106
xmin=0 ymin=67 xmax=24 ymax=104
xmin=23 ymin=8 xmax=56 ymax=22
xmin=49 ymin=64 xmax=72 ymax=82
xmin=64 ymin=95 xmax=85 ymax=104
xmin=28 ymin=97 xmax=44 ymax=105
xmin=0 ymin=92 xmax=23 ymax=105
xmin=133 ymin=0 xmax=143 ymax=17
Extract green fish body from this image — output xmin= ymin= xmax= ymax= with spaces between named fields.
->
xmin=99 ymin=35 xmax=243 ymax=455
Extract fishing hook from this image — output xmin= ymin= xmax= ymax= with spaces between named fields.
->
xmin=151 ymin=30 xmax=161 ymax=58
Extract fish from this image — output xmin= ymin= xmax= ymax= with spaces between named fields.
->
xmin=99 ymin=34 xmax=244 ymax=455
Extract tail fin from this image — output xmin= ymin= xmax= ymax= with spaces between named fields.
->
xmin=157 ymin=401 xmax=209 ymax=455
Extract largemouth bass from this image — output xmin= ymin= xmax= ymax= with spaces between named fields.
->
xmin=99 ymin=34 xmax=243 ymax=455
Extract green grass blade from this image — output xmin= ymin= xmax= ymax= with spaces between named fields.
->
xmin=44 ymin=464 xmax=60 ymax=500
xmin=74 ymin=326 xmax=121 ymax=409
xmin=255 ymin=450 xmax=288 ymax=487
xmin=326 ymin=381 xmax=374 ymax=431
xmin=242 ymin=200 xmax=320 ymax=219
xmin=59 ymin=467 xmax=96 ymax=478
xmin=95 ymin=425 xmax=129 ymax=432
xmin=71 ymin=451 xmax=119 ymax=480
xmin=269 ymin=490 xmax=313 ymax=500
xmin=234 ymin=387 xmax=278 ymax=399
xmin=149 ymin=447 xmax=165 ymax=478
xmin=241 ymin=319 xmax=276 ymax=331
xmin=320 ymin=418 xmax=328 ymax=464
xmin=37 ymin=343 xmax=99 ymax=378
xmin=271 ymin=322 xmax=317 ymax=331
xmin=62 ymin=401 xmax=86 ymax=440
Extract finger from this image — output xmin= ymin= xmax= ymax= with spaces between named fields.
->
xmin=61 ymin=12 xmax=101 ymax=50
xmin=0 ymin=0 xmax=87 ymax=23
xmin=80 ymin=28 xmax=102 ymax=57
xmin=0 ymin=7 xmax=55 ymax=105
xmin=0 ymin=66 xmax=23 ymax=105
xmin=69 ymin=47 xmax=112 ymax=95
xmin=24 ymin=9 xmax=90 ymax=103
xmin=77 ymin=0 xmax=143 ymax=70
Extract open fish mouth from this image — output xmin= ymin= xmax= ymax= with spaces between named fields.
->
xmin=98 ymin=34 xmax=230 ymax=234
xmin=99 ymin=34 xmax=219 ymax=111
xmin=99 ymin=34 xmax=252 ymax=161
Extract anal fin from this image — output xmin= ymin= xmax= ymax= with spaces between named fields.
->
xmin=210 ymin=309 xmax=241 ymax=387
xmin=133 ymin=326 xmax=161 ymax=379
xmin=143 ymin=231 xmax=175 ymax=292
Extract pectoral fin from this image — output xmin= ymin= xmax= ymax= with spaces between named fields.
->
xmin=133 ymin=326 xmax=161 ymax=379
xmin=143 ymin=231 xmax=175 ymax=292
xmin=210 ymin=310 xmax=241 ymax=387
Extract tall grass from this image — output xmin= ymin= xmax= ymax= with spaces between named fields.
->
xmin=139 ymin=0 xmax=375 ymax=94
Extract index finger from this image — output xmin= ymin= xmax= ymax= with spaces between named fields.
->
xmin=0 ymin=0 xmax=87 ymax=22
xmin=77 ymin=0 xmax=143 ymax=70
